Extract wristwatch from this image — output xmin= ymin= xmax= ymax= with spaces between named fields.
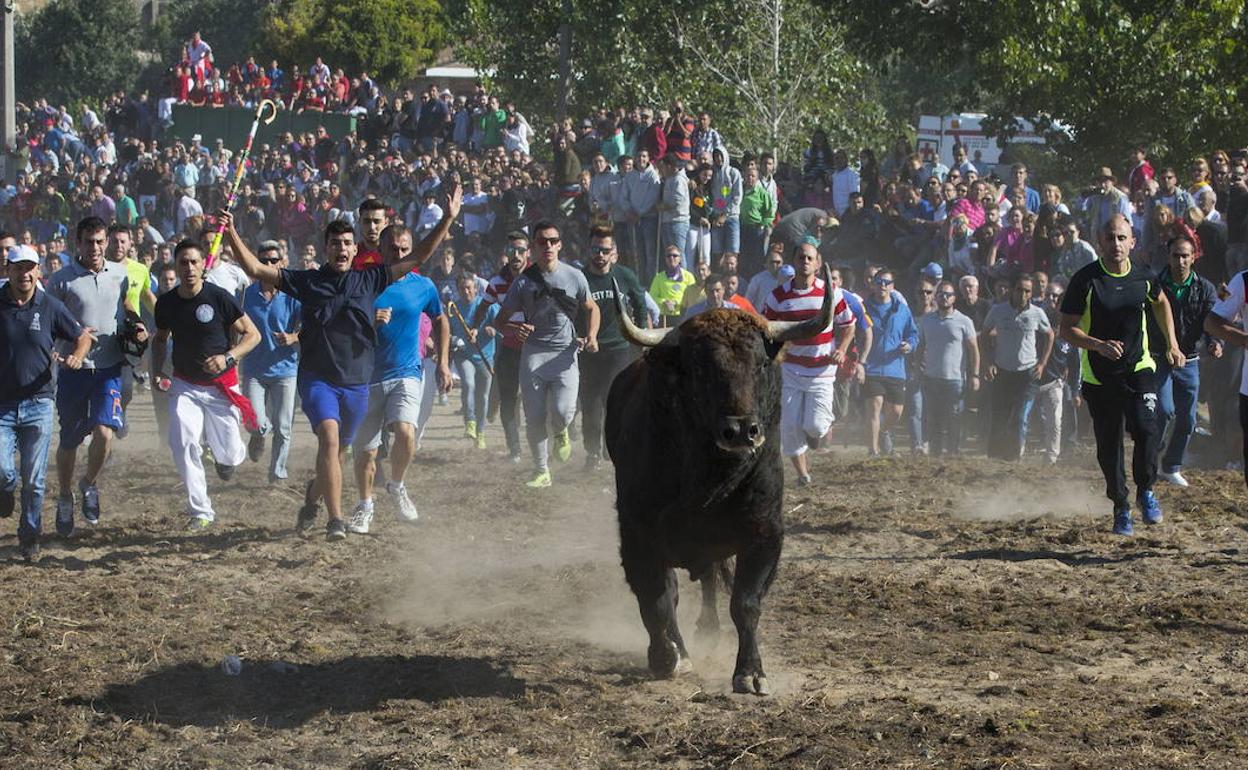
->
xmin=225 ymin=353 xmax=237 ymax=369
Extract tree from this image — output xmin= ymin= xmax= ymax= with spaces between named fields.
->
xmin=259 ymin=0 xmax=446 ymax=87
xmin=829 ymin=0 xmax=1248 ymax=173
xmin=15 ymin=0 xmax=143 ymax=105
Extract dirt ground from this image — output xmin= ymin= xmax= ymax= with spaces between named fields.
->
xmin=2 ymin=387 xmax=1248 ymax=769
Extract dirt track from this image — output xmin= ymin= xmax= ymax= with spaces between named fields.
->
xmin=2 ymin=389 xmax=1248 ymax=769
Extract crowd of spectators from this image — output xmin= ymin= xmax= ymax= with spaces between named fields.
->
xmin=2 ymin=30 xmax=1247 ymax=470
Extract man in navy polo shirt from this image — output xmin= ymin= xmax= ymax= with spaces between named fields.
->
xmin=0 ymin=246 xmax=94 ymax=561
xmin=220 ymin=182 xmax=462 ymax=541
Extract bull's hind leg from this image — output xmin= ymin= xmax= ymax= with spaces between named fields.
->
xmin=622 ymin=540 xmax=691 ymax=678
xmin=695 ymin=565 xmax=721 ymax=648
xmin=730 ymin=540 xmax=781 ymax=696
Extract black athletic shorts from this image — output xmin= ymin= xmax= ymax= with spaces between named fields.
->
xmin=864 ymin=376 xmax=906 ymax=406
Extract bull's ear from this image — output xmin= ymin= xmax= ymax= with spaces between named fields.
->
xmin=764 ymin=338 xmax=785 ymax=361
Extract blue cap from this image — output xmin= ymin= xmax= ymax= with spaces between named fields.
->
xmin=921 ymin=261 xmax=943 ymax=279
xmin=778 ymin=264 xmax=795 ymax=279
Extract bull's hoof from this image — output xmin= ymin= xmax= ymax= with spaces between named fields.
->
xmin=648 ymin=641 xmax=679 ymax=679
xmin=732 ymin=673 xmax=771 ymax=696
xmin=674 ymin=655 xmax=695 ymax=675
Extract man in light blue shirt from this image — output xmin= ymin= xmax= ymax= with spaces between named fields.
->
xmin=241 ymin=241 xmax=301 ymax=482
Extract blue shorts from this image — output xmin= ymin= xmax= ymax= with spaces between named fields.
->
xmin=56 ymin=365 xmax=124 ymax=448
xmin=299 ymin=378 xmax=370 ymax=445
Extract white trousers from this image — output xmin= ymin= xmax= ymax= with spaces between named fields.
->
xmin=169 ymin=377 xmax=246 ymax=520
xmin=780 ymin=375 xmax=837 ymax=457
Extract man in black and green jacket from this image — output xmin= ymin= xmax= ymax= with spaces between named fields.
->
xmin=579 ymin=225 xmax=649 ymax=470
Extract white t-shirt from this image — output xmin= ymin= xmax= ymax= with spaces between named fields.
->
xmin=187 ymin=40 xmax=212 ymax=68
xmin=462 ymin=191 xmax=491 ymax=236
xmin=1211 ymin=271 xmax=1248 ymax=396
xmin=206 ymin=262 xmax=251 ymax=299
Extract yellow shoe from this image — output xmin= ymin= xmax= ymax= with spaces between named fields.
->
xmin=465 ymin=420 xmax=477 ymax=439
xmin=554 ymin=429 xmax=572 ymax=463
xmin=475 ymin=431 xmax=487 ymax=449
xmin=525 ymin=470 xmax=552 ymax=488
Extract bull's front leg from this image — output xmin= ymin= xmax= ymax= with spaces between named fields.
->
xmin=621 ymin=535 xmax=690 ymax=678
xmin=729 ymin=537 xmax=781 ymax=695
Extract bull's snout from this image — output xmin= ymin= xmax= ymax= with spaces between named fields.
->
xmin=717 ymin=415 xmax=764 ymax=451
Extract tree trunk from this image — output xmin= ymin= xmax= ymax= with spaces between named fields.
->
xmin=557 ymin=0 xmax=573 ymax=121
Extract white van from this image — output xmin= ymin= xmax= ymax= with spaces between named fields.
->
xmin=916 ymin=113 xmax=1054 ymax=173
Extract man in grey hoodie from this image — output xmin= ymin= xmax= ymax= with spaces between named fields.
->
xmin=710 ymin=145 xmax=742 ymax=263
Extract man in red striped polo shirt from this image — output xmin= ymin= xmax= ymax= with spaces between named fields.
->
xmin=762 ymin=239 xmax=855 ymax=486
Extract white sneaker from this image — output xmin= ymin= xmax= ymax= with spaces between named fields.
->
xmin=387 ymin=480 xmax=419 ymax=522
xmin=1159 ymin=470 xmax=1189 ymax=488
xmin=347 ymin=499 xmax=375 ymax=534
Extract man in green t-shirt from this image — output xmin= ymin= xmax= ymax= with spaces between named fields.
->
xmin=1059 ymin=214 xmax=1183 ymax=536
xmin=579 ymin=226 xmax=648 ymax=470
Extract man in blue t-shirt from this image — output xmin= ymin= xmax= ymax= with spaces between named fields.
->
xmin=348 ymin=224 xmax=451 ymax=534
xmin=240 ymin=241 xmax=301 ymax=483
xmin=0 ymin=246 xmax=93 ymax=561
xmin=221 ymin=182 xmax=461 ymax=541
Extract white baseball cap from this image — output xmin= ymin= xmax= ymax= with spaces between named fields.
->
xmin=6 ymin=245 xmax=39 ymax=265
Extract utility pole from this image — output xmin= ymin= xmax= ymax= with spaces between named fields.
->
xmin=2 ymin=0 xmax=15 ymax=184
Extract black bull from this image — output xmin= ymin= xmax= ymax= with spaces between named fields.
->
xmin=604 ymin=268 xmax=834 ymax=695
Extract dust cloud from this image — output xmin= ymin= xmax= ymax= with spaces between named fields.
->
xmin=951 ymin=477 xmax=1103 ymax=522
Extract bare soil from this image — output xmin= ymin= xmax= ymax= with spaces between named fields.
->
xmin=2 ymin=390 xmax=1248 ymax=769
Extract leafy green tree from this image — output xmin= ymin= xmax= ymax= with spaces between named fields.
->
xmin=15 ymin=0 xmax=143 ymax=105
xmin=829 ymin=0 xmax=1248 ymax=172
xmin=259 ymin=0 xmax=447 ymax=87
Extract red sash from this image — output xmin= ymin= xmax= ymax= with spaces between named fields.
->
xmin=179 ymin=367 xmax=259 ymax=433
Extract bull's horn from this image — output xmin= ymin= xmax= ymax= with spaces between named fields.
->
xmin=765 ymin=263 xmax=835 ymax=343
xmin=613 ymin=277 xmax=676 ymax=347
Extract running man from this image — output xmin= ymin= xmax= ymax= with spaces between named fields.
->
xmin=1059 ymin=214 xmax=1183 ymax=535
xmin=494 ymin=221 xmax=600 ymax=487
xmin=1 ymin=245 xmax=93 ymax=560
xmin=348 ymin=223 xmax=451 ymax=533
xmin=106 ymin=223 xmax=157 ymax=436
xmin=47 ymin=217 xmax=146 ymax=530
xmin=219 ymin=183 xmax=460 ymax=540
xmin=151 ymin=240 xmax=261 ymax=530
xmin=474 ymin=232 xmax=531 ymax=463
xmin=762 ymin=239 xmax=855 ymax=485
xmin=579 ymin=225 xmax=647 ymax=471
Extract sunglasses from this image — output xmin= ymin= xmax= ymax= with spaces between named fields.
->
xmin=591 ymin=246 xmax=613 ymax=254
xmin=1047 ymin=292 xmax=1063 ymax=299
xmin=920 ymin=289 xmax=935 ymax=295
xmin=536 ymin=237 xmax=561 ymax=246
xmin=506 ymin=246 xmax=529 ymax=253
xmin=937 ymin=291 xmax=956 ymax=298
xmin=259 ymin=258 xmax=282 ymax=265
xmin=874 ymin=277 xmax=894 ymax=286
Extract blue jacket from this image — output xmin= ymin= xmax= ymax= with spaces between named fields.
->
xmin=864 ymin=295 xmax=918 ymax=379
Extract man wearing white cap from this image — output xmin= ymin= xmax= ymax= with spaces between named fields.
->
xmin=0 ymin=245 xmax=94 ymax=561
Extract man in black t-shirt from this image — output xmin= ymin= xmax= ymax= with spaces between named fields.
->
xmin=152 ymin=240 xmax=260 ymax=531
xmin=1059 ymin=214 xmax=1183 ymax=536
xmin=579 ymin=226 xmax=648 ymax=470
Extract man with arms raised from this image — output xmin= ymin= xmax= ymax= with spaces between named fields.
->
xmin=219 ymin=183 xmax=461 ymax=540
xmin=151 ymin=240 xmax=261 ymax=530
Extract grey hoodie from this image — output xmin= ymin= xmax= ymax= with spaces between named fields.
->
xmin=710 ymin=146 xmax=742 ymax=219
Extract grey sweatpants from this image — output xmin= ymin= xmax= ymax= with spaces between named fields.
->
xmin=520 ymin=345 xmax=580 ymax=472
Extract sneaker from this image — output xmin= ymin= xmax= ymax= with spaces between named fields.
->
xmin=584 ymin=453 xmax=602 ymax=472
xmin=508 ymin=453 xmax=522 ymax=465
xmin=554 ymin=429 xmax=572 ymax=463
xmin=248 ymin=432 xmax=266 ymax=463
xmin=436 ymin=393 xmax=448 ymax=406
xmin=19 ymin=539 xmax=39 ymax=563
xmin=295 ymin=480 xmax=320 ymax=533
xmin=347 ymin=500 xmax=375 ymax=534
xmin=325 ymin=518 xmax=348 ymax=541
xmin=185 ymin=516 xmax=213 ymax=531
xmin=475 ymin=431 xmax=487 ymax=450
xmin=55 ymin=496 xmax=74 ymax=538
xmin=215 ymin=462 xmax=236 ymax=481
xmin=525 ymin=470 xmax=552 ymax=489
xmin=386 ymin=481 xmax=419 ymax=523
xmin=797 ymin=474 xmax=813 ymax=487
xmin=880 ymin=431 xmax=895 ymax=456
xmin=1112 ymin=506 xmax=1134 ymax=536
xmin=78 ymin=479 xmax=101 ymax=526
xmin=465 ymin=420 xmax=477 ymax=439
xmin=1159 ymin=470 xmax=1189 ymax=488
xmin=1138 ymin=490 xmax=1163 ymax=525
xmin=0 ymin=488 xmax=13 ymax=519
